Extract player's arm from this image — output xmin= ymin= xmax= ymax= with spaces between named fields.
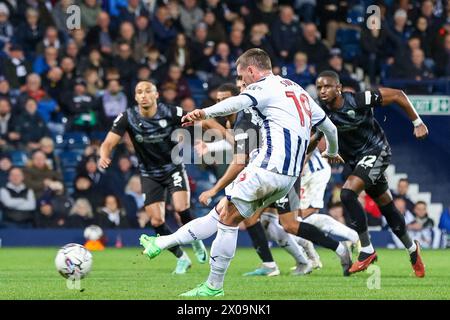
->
xmin=182 ymin=95 xmax=254 ymax=124
xmin=198 ymin=153 xmax=247 ymax=206
xmin=99 ymin=113 xmax=127 ymax=169
xmin=316 ymin=117 xmax=344 ymax=164
xmin=200 ymin=118 xmax=235 ymax=144
xmin=378 ymin=87 xmax=428 ymax=140
xmin=306 ymin=130 xmax=324 ymax=155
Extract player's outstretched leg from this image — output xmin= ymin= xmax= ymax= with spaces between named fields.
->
xmin=178 ymin=208 xmax=208 ymax=264
xmin=303 ymin=213 xmax=359 ymax=245
xmin=295 ymin=236 xmax=322 ymax=269
xmin=260 ymin=212 xmax=312 ymax=275
xmin=340 ymin=188 xmax=378 ymax=273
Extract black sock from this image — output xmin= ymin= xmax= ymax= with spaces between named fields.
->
xmin=154 ymin=223 xmax=183 ymax=258
xmin=341 ymin=189 xmax=368 ymax=235
xmin=379 ymin=201 xmax=413 ymax=250
xmin=247 ymin=222 xmax=274 ymax=263
xmin=178 ymin=209 xmax=194 ymax=225
xmin=297 ymin=222 xmax=339 ymax=251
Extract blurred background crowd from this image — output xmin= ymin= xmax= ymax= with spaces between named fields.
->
xmin=0 ymin=0 xmax=448 ymax=248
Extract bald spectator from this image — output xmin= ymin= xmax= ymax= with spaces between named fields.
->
xmin=0 ymin=167 xmax=36 ymax=228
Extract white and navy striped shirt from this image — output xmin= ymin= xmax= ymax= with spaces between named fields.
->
xmin=303 ymin=148 xmax=330 ymax=175
xmin=240 ymin=74 xmax=327 ymax=177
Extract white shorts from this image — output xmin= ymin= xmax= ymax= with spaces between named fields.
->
xmin=300 ymin=166 xmax=331 ymax=210
xmin=225 ymin=165 xmax=297 ymax=218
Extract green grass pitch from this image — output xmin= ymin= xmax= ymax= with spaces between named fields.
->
xmin=0 ymin=247 xmax=449 ymax=300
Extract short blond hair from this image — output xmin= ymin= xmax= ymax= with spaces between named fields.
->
xmin=236 ymin=48 xmax=272 ymax=71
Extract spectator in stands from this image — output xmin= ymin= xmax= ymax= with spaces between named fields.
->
xmin=286 ymin=51 xmax=316 ymax=88
xmin=78 ymin=48 xmax=109 ymax=83
xmin=0 ymin=3 xmax=14 ymax=47
xmin=434 ymin=33 xmax=450 ymax=77
xmin=209 ymin=42 xmax=236 ymax=71
xmin=438 ymin=206 xmax=450 ymax=233
xmin=228 ymin=29 xmax=245 ymax=60
xmin=84 ymin=68 xmax=104 ymax=97
xmin=407 ymin=201 xmax=435 ymax=248
xmin=165 ymin=33 xmax=194 ymax=74
xmin=249 ymin=0 xmax=278 ymax=26
xmin=78 ymin=155 xmax=106 ymax=189
xmin=60 ymin=56 xmax=76 ymax=93
xmin=202 ymin=0 xmax=237 ymax=27
xmin=24 ymin=150 xmax=62 ymax=199
xmin=162 ymin=64 xmax=192 ymax=101
xmin=42 ymin=67 xmax=64 ymax=104
xmin=388 ymin=9 xmax=412 ymax=46
xmin=0 ymin=155 xmax=12 ymax=187
xmin=35 ymin=26 xmax=62 ymax=55
xmin=411 ymin=15 xmax=433 ymax=58
xmin=135 ymin=15 xmax=154 ymax=48
xmin=203 ymin=10 xmax=226 ymax=44
xmin=118 ymin=0 xmax=150 ymax=24
xmin=243 ymin=23 xmax=279 ymax=71
xmin=294 ymin=0 xmax=316 ymax=23
xmin=101 ymin=79 xmax=127 ymax=129
xmin=3 ymin=43 xmax=32 ymax=90
xmin=69 ymin=27 xmax=89 ymax=57
xmin=34 ymin=198 xmax=65 ymax=228
xmin=123 ymin=175 xmax=144 ymax=228
xmin=114 ymin=21 xmax=146 ymax=62
xmin=0 ymin=98 xmax=20 ymax=151
xmin=397 ymin=48 xmax=435 ymax=92
xmin=392 ymin=178 xmax=415 ymax=212
xmin=17 ymin=73 xmax=56 ymax=117
xmin=85 ymin=11 xmax=115 ymax=56
xmin=323 ymin=48 xmax=360 ymax=91
xmin=105 ymin=155 xmax=136 ymax=197
xmin=96 ymin=194 xmax=129 ymax=229
xmin=270 ymin=5 xmax=301 ymax=62
xmin=328 ymin=202 xmax=346 ymax=225
xmin=180 ymin=0 xmax=204 ymax=38
xmin=14 ymin=7 xmax=44 ymax=58
xmin=33 ymin=45 xmax=60 ymax=76
xmin=51 ymin=0 xmax=72 ymax=37
xmin=15 ymin=98 xmax=50 ymax=151
xmin=72 ymin=175 xmax=100 ymax=212
xmin=208 ymin=61 xmax=234 ymax=91
xmin=181 ymin=97 xmax=196 ymax=112
xmin=160 ymin=82 xmax=179 ymax=106
xmin=39 ymin=137 xmax=61 ymax=173
xmin=152 ymin=5 xmax=179 ymax=53
xmin=0 ymin=167 xmax=36 ymax=227
xmin=64 ymin=198 xmax=94 ymax=228
xmin=112 ymin=42 xmax=138 ymax=98
xmin=190 ymin=22 xmax=214 ymax=79
xmin=294 ymin=23 xmax=329 ymax=72
xmin=361 ymin=24 xmax=392 ymax=84
xmin=80 ymin=0 xmax=102 ymax=30
xmin=64 ymin=39 xmax=81 ymax=63
xmin=393 ymin=197 xmax=415 ymax=223
xmin=0 ymin=77 xmax=16 ymax=106
xmin=141 ymin=46 xmax=167 ymax=85
xmin=418 ymin=0 xmax=440 ymax=32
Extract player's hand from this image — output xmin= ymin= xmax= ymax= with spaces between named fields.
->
xmin=194 ymin=140 xmax=209 ymax=156
xmin=182 ymin=109 xmax=206 ymax=126
xmin=413 ymin=123 xmax=428 ymax=140
xmin=98 ymin=157 xmax=111 ymax=169
xmin=199 ymin=189 xmax=217 ymax=206
xmin=321 ymin=152 xmax=345 ymax=164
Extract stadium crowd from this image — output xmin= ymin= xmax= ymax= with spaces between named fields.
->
xmin=0 ymin=0 xmax=448 ymax=246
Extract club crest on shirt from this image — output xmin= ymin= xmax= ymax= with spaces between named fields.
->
xmin=347 ymin=110 xmax=356 ymax=119
xmin=159 ymin=119 xmax=167 ymax=128
xmin=135 ymin=134 xmax=144 ymax=143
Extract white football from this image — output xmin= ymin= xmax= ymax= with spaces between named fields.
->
xmin=55 ymin=243 xmax=93 ymax=279
xmin=83 ymin=225 xmax=103 ymax=241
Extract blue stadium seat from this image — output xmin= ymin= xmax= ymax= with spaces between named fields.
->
xmin=9 ymin=151 xmax=28 ymax=167
xmin=335 ymin=29 xmax=361 ymax=62
xmin=90 ymin=131 xmax=107 ymax=142
xmin=59 ymin=151 xmax=82 ymax=168
xmin=187 ymin=76 xmax=207 ymax=107
xmin=346 ymin=5 xmax=365 ymax=25
xmin=63 ymin=132 xmax=90 ymax=149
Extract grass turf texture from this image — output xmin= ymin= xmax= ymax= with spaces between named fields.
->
xmin=0 ymin=247 xmax=449 ymax=300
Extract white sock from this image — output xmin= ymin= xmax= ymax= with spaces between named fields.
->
xmin=303 ymin=213 xmax=359 ymax=244
xmin=178 ymin=251 xmax=190 ymax=261
xmin=361 ymin=244 xmax=375 ymax=254
xmin=335 ymin=242 xmax=347 ymax=256
xmin=155 ymin=207 xmax=220 ymax=249
xmin=207 ymin=223 xmax=239 ymax=290
xmin=296 ymin=236 xmax=321 ymax=262
xmin=261 ymin=213 xmax=309 ymax=264
xmin=407 ymin=242 xmax=417 ymax=254
xmin=262 ymin=262 xmax=277 ymax=269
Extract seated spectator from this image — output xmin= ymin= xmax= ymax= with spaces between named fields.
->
xmin=113 ymin=21 xmax=146 ymax=62
xmin=438 ymin=206 xmax=450 ymax=233
xmin=0 ymin=98 xmax=20 ymax=152
xmin=60 ymin=56 xmax=76 ymax=93
xmin=35 ymin=25 xmax=63 ymax=55
xmin=0 ymin=155 xmax=12 ymax=187
xmin=112 ymin=42 xmax=138 ymax=98
xmin=407 ymin=201 xmax=435 ymax=248
xmin=286 ymin=51 xmax=316 ymax=88
xmin=118 ymin=0 xmax=150 ymax=24
xmin=0 ymin=3 xmax=14 ymax=47
xmin=23 ymin=150 xmax=62 ymax=199
xmin=33 ymin=46 xmax=60 ymax=76
xmin=203 ymin=10 xmax=226 ymax=44
xmin=392 ymin=197 xmax=416 ymax=225
xmin=228 ymin=29 xmax=245 ymax=59
xmin=165 ymin=33 xmax=193 ymax=74
xmin=270 ymin=5 xmax=300 ymax=62
xmin=243 ymin=23 xmax=279 ymax=71
xmin=64 ymin=198 xmax=94 ymax=228
xmin=96 ymin=194 xmax=129 ymax=229
xmin=161 ymin=64 xmax=192 ymax=101
xmin=72 ymin=175 xmax=100 ymax=213
xmin=77 ymin=155 xmax=107 ymax=191
xmin=15 ymin=98 xmax=50 ymax=151
xmin=79 ymin=0 xmax=102 ymax=30
xmin=0 ymin=167 xmax=36 ymax=227
xmin=181 ymin=97 xmax=196 ymax=112
xmin=180 ymin=0 xmax=204 ymax=38
xmin=160 ymin=82 xmax=179 ymax=106
xmin=84 ymin=68 xmax=104 ymax=97
xmin=391 ymin=178 xmax=415 ymax=212
xmin=39 ymin=137 xmax=61 ymax=173
xmin=123 ymin=175 xmax=144 ymax=228
xmin=151 ymin=5 xmax=179 ymax=53
xmin=34 ymin=198 xmax=65 ymax=228
xmin=105 ymin=155 xmax=136 ymax=197
xmin=51 ymin=0 xmax=73 ymax=37
xmin=14 ymin=8 xmax=44 ymax=59
xmin=207 ymin=61 xmax=234 ymax=92
xmin=101 ymin=79 xmax=127 ymax=129
xmin=190 ymin=22 xmax=214 ymax=79
xmin=209 ymin=42 xmax=236 ymax=71
xmin=294 ymin=23 xmax=329 ymax=72
xmin=135 ymin=15 xmax=154 ymax=48
xmin=78 ymin=48 xmax=109 ymax=83
xmin=3 ymin=43 xmax=32 ymax=90
xmin=42 ymin=67 xmax=64 ymax=104
xmin=322 ymin=48 xmax=360 ymax=91
xmin=140 ymin=46 xmax=168 ymax=85
xmin=85 ymin=11 xmax=115 ymax=56
xmin=0 ymin=77 xmax=16 ymax=106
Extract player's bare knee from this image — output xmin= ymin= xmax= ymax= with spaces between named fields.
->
xmin=174 ymin=203 xmax=189 ymax=213
xmin=150 ymin=217 xmax=165 ymax=227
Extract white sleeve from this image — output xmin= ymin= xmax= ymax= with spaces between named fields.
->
xmin=203 ymin=95 xmax=254 ymax=119
xmin=310 ymin=99 xmax=327 ymax=127
xmin=206 ymin=140 xmax=233 ymax=152
xmin=239 ymin=83 xmax=270 ymax=109
xmin=316 ymin=117 xmax=338 ymax=157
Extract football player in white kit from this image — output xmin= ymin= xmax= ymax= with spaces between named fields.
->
xmin=139 ymin=49 xmax=350 ymax=297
